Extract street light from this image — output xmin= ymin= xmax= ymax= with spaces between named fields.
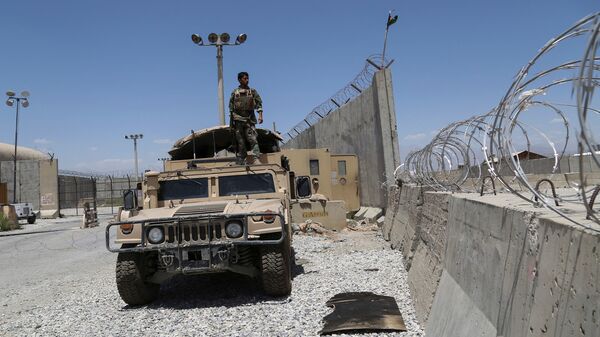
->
xmin=158 ymin=157 xmax=168 ymax=171
xmin=5 ymin=90 xmax=30 ymax=203
xmin=125 ymin=134 xmax=143 ymax=182
xmin=191 ymin=32 xmax=247 ymax=125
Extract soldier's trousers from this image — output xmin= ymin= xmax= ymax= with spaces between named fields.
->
xmin=234 ymin=121 xmax=260 ymax=158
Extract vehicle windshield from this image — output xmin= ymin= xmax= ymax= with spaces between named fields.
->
xmin=219 ymin=173 xmax=276 ymax=196
xmin=158 ymin=178 xmax=209 ymax=200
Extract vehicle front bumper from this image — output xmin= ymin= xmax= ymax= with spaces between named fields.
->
xmin=105 ymin=212 xmax=287 ymax=274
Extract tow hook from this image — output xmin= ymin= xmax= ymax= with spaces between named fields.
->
xmin=217 ymin=244 xmax=236 ymax=262
xmin=160 ymin=253 xmax=175 ymax=267
xmin=217 ymin=248 xmax=229 ymax=261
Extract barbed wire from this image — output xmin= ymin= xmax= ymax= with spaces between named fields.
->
xmin=396 ymin=12 xmax=600 ymax=230
xmin=58 ymin=169 xmax=137 ymax=179
xmin=281 ymin=54 xmax=392 ymax=144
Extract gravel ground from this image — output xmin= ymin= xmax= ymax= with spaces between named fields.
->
xmin=0 ymin=220 xmax=423 ymax=337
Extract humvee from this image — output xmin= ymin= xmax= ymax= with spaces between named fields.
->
xmin=106 ymin=128 xmax=293 ymax=305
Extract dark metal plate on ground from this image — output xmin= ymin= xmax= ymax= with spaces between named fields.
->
xmin=320 ymin=292 xmax=406 ymax=335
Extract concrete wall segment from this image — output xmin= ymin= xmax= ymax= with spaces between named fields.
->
xmin=384 ymin=184 xmax=600 ymax=336
xmin=283 ymin=68 xmax=400 ymax=208
xmin=425 ymin=270 xmax=497 ymax=337
xmin=382 ymin=186 xmax=398 ymax=239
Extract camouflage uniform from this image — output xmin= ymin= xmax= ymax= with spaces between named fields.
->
xmin=229 ymin=86 xmax=263 ymax=159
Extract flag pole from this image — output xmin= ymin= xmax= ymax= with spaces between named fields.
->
xmin=382 ymin=13 xmax=390 ymax=67
xmin=382 ymin=10 xmax=397 ymax=68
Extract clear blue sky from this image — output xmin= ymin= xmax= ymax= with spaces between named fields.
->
xmin=0 ymin=0 xmax=597 ymax=174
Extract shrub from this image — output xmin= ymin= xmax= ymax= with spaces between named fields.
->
xmin=0 ymin=212 xmax=20 ymax=231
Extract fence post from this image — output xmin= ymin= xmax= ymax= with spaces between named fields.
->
xmin=74 ymin=176 xmax=78 ymax=216
xmin=91 ymin=176 xmax=98 ymax=216
xmin=109 ymin=175 xmax=114 ymax=214
xmin=57 ymin=175 xmax=62 ymax=216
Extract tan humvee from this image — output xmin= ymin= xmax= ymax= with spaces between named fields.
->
xmin=106 ymin=151 xmax=293 ymax=305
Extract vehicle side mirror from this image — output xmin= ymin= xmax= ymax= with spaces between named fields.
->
xmin=296 ymin=176 xmax=311 ymax=198
xmin=123 ymin=189 xmax=138 ymax=210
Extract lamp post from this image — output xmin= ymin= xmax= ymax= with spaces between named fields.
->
xmin=5 ymin=90 xmax=30 ymax=203
xmin=158 ymin=157 xmax=168 ymax=171
xmin=125 ymin=134 xmax=143 ymax=181
xmin=191 ymin=33 xmax=247 ymax=125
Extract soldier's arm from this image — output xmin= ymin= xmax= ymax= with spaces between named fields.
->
xmin=229 ymin=90 xmax=235 ymax=114
xmin=253 ymin=89 xmax=263 ymax=123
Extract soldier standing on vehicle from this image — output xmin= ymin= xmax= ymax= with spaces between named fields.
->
xmin=229 ymin=71 xmax=263 ymax=163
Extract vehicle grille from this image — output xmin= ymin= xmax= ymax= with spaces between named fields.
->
xmin=174 ymin=203 xmax=227 ymax=217
xmin=164 ymin=220 xmax=224 ymax=244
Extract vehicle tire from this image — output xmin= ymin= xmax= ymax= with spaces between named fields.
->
xmin=260 ymin=235 xmax=292 ymax=296
xmin=27 ymin=214 xmax=36 ymax=224
xmin=116 ymin=252 xmax=159 ymax=305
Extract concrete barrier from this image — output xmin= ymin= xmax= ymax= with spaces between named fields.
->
xmin=385 ymin=184 xmax=600 ymax=336
xmin=283 ymin=69 xmax=400 ymax=209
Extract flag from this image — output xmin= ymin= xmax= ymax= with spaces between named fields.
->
xmin=387 ymin=14 xmax=398 ymax=28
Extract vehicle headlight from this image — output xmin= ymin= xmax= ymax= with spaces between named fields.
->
xmin=225 ymin=220 xmax=243 ymax=238
xmin=147 ymin=227 xmax=164 ymax=244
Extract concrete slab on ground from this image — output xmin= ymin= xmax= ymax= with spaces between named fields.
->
xmin=363 ymin=207 xmax=383 ymax=222
xmin=354 ymin=207 xmax=369 ymax=219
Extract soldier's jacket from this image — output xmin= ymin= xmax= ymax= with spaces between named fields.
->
xmin=229 ymin=87 xmax=263 ymax=124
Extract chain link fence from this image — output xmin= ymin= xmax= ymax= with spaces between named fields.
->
xmin=58 ymin=172 xmax=140 ymax=215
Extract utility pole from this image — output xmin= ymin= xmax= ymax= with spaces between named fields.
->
xmin=125 ymin=134 xmax=143 ymax=181
xmin=158 ymin=157 xmax=168 ymax=171
xmin=5 ymin=90 xmax=30 ymax=203
xmin=191 ymin=32 xmax=247 ymax=125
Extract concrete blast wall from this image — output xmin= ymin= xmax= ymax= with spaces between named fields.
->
xmin=383 ymin=185 xmax=600 ymax=337
xmin=283 ymin=69 xmax=400 ymax=208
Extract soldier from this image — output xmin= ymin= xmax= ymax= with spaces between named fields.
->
xmin=229 ymin=71 xmax=263 ymax=163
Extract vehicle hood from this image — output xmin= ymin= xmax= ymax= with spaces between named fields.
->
xmin=125 ymin=199 xmax=283 ymax=221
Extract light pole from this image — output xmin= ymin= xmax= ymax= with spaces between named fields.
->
xmin=158 ymin=157 xmax=168 ymax=171
xmin=5 ymin=90 xmax=30 ymax=203
xmin=191 ymin=32 xmax=247 ymax=125
xmin=125 ymin=134 xmax=143 ymax=181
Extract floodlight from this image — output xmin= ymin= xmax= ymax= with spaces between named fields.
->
xmin=21 ymin=100 xmax=29 ymax=108
xmin=6 ymin=99 xmax=13 ymax=107
xmin=220 ymin=33 xmax=230 ymax=43
xmin=208 ymin=33 xmax=218 ymax=44
xmin=20 ymin=91 xmax=29 ymax=98
xmin=236 ymin=33 xmax=247 ymax=44
xmin=6 ymin=91 xmax=15 ymax=97
xmin=191 ymin=34 xmax=203 ymax=45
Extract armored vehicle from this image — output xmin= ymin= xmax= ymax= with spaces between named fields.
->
xmin=106 ymin=127 xmax=292 ymax=305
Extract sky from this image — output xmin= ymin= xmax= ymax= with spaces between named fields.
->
xmin=0 ymin=0 xmax=597 ymax=175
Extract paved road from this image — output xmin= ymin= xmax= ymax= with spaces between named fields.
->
xmin=0 ymin=216 xmax=423 ymax=336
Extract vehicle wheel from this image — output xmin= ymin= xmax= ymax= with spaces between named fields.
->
xmin=116 ymin=252 xmax=159 ymax=305
xmin=260 ymin=235 xmax=292 ymax=296
xmin=27 ymin=214 xmax=36 ymax=224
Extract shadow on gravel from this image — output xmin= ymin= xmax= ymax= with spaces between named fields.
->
xmin=292 ymin=261 xmax=305 ymax=278
xmin=121 ymin=253 xmax=307 ymax=310
xmin=134 ymin=266 xmax=303 ymax=310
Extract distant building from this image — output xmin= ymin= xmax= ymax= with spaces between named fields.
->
xmin=0 ymin=142 xmax=59 ymax=217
